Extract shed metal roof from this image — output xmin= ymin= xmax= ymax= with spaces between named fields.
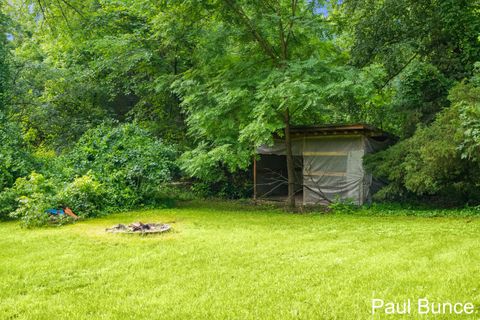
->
xmin=290 ymin=123 xmax=391 ymax=138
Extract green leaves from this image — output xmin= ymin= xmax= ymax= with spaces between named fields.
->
xmin=365 ymin=72 xmax=480 ymax=203
xmin=8 ymin=172 xmax=58 ymax=227
xmin=3 ymin=0 xmax=480 ymax=206
xmin=0 ymin=118 xmax=34 ymax=191
xmin=339 ymin=0 xmax=480 ymax=139
xmin=450 ymin=67 xmax=480 ymax=161
xmin=4 ymin=122 xmax=179 ymax=226
xmin=65 ymin=122 xmax=177 ymax=194
xmin=174 ymin=1 xmax=350 ymax=179
xmin=56 ymin=174 xmax=107 ymax=218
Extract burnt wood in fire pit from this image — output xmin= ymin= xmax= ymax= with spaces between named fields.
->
xmin=106 ymin=222 xmax=171 ymax=234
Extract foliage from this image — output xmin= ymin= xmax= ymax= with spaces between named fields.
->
xmin=0 ymin=5 xmax=34 ymax=194
xmin=365 ymin=73 xmax=480 ymax=204
xmin=0 ymin=114 xmax=34 ymax=192
xmin=358 ymin=202 xmax=480 ymax=218
xmin=337 ymin=0 xmax=480 ymax=138
xmin=56 ymin=174 xmax=108 ymax=218
xmin=0 ymin=188 xmax=19 ymax=220
xmin=0 ymin=4 xmax=9 ymax=109
xmin=388 ymin=61 xmax=451 ymax=137
xmin=64 ymin=122 xmax=178 ymax=207
xmin=173 ymin=0 xmax=351 ymax=183
xmin=2 ymin=122 xmax=179 ymax=227
xmin=328 ymin=196 xmax=359 ymax=214
xmin=8 ymin=172 xmax=59 ymax=227
xmin=7 ymin=0 xmax=191 ymax=149
xmin=341 ymin=0 xmax=480 ymax=80
xmin=453 ymin=64 xmax=480 ymax=161
xmin=2 ymin=0 xmax=480 ymax=212
xmin=189 ymin=169 xmax=252 ymax=199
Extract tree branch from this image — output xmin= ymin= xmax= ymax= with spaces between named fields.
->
xmin=58 ymin=0 xmax=85 ymax=19
xmin=379 ymin=52 xmax=418 ymax=90
xmin=54 ymin=0 xmax=73 ymax=31
xmin=277 ymin=1 xmax=288 ymax=61
xmin=285 ymin=0 xmax=297 ymax=48
xmin=223 ymin=0 xmax=279 ymax=63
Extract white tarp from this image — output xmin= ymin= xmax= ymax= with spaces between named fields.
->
xmin=257 ymin=135 xmax=390 ymax=205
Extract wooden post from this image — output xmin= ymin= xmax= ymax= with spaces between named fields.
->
xmin=253 ymin=155 xmax=257 ymax=202
xmin=284 ymin=109 xmax=296 ymax=209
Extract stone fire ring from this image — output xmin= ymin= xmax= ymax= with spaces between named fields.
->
xmin=106 ymin=222 xmax=171 ymax=234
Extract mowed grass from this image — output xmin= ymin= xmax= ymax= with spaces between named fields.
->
xmin=1 ymin=201 xmax=479 ymax=320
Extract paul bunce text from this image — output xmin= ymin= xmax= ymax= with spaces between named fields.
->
xmin=372 ymin=298 xmax=476 ymax=315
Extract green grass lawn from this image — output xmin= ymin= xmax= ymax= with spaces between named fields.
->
xmin=1 ymin=201 xmax=479 ymax=319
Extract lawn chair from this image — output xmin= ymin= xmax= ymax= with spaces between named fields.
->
xmin=45 ymin=207 xmax=79 ymax=219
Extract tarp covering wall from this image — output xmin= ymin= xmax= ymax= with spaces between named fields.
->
xmin=257 ymin=135 xmax=390 ymax=205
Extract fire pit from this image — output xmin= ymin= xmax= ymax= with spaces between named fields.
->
xmin=106 ymin=222 xmax=171 ymax=234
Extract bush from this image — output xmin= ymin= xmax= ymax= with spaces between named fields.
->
xmin=6 ymin=173 xmax=109 ymax=227
xmin=365 ymin=76 xmax=480 ymax=204
xmin=0 ymin=187 xmax=18 ymax=220
xmin=1 ymin=122 xmax=181 ymax=227
xmin=64 ymin=121 xmax=178 ymax=207
xmin=56 ymin=174 xmax=109 ymax=218
xmin=9 ymin=172 xmax=59 ymax=227
xmin=0 ymin=114 xmax=34 ymax=192
xmin=328 ymin=196 xmax=359 ymax=214
xmin=189 ymin=168 xmax=252 ymax=199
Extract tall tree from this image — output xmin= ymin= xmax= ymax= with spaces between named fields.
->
xmin=7 ymin=0 xmax=199 ymax=148
xmin=175 ymin=0 xmax=346 ymax=208
xmin=0 ymin=5 xmax=33 ymax=191
xmin=0 ymin=4 xmax=8 ymax=111
xmin=336 ymin=0 xmax=480 ymax=137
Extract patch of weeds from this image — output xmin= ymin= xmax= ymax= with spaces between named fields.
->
xmin=328 ymin=196 xmax=359 ymax=214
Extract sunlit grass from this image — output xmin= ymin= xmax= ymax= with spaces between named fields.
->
xmin=1 ymin=201 xmax=479 ymax=319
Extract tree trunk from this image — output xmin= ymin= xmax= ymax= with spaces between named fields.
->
xmin=284 ymin=109 xmax=296 ymax=209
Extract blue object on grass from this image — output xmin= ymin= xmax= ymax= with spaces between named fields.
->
xmin=46 ymin=209 xmax=65 ymax=215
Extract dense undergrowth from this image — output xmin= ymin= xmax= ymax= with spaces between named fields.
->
xmin=0 ymin=122 xmax=183 ymax=227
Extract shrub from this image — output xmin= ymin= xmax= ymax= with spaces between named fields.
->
xmin=189 ymin=168 xmax=252 ymax=199
xmin=328 ymin=196 xmax=359 ymax=214
xmin=0 ymin=187 xmax=18 ymax=220
xmin=0 ymin=114 xmax=34 ymax=192
xmin=365 ymin=76 xmax=480 ymax=204
xmin=63 ymin=121 xmax=178 ymax=207
xmin=9 ymin=172 xmax=59 ymax=228
xmin=56 ymin=174 xmax=109 ymax=218
xmin=1 ymin=122 xmax=181 ymax=227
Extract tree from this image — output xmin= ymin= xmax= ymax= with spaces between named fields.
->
xmin=7 ymin=0 xmax=198 ymax=149
xmin=0 ymin=4 xmax=9 ymax=111
xmin=175 ymin=0 xmax=348 ymax=208
xmin=365 ymin=68 xmax=480 ymax=204
xmin=336 ymin=0 xmax=480 ymax=137
xmin=0 ymin=5 xmax=33 ymax=192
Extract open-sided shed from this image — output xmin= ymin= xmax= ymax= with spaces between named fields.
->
xmin=254 ymin=124 xmax=393 ymax=205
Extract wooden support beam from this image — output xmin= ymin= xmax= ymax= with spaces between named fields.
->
xmin=302 ymin=151 xmax=348 ymax=156
xmin=304 ymin=171 xmax=347 ymax=177
xmin=253 ymin=156 xmax=257 ymax=202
